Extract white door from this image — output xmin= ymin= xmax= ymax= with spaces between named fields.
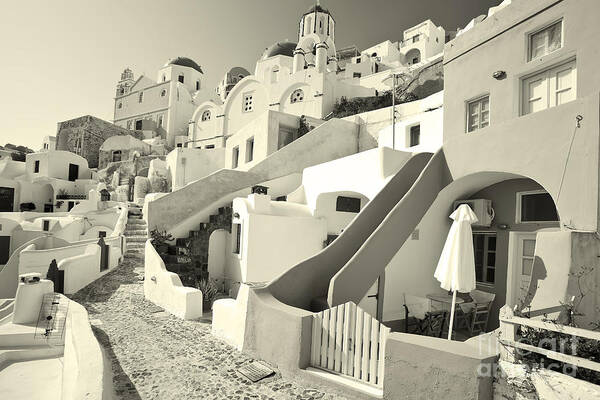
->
xmin=507 ymin=232 xmax=537 ymax=306
xmin=522 ymin=59 xmax=576 ymax=115
xmin=358 ymin=280 xmax=378 ymax=319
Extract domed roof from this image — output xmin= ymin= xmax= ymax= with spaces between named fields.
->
xmin=164 ymin=57 xmax=203 ymax=74
xmin=262 ymin=41 xmax=297 ymax=60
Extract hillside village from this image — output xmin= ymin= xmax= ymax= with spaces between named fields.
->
xmin=1 ymin=1 xmax=600 ymax=399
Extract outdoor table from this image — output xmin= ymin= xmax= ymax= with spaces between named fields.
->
xmin=426 ymin=293 xmax=465 ymax=338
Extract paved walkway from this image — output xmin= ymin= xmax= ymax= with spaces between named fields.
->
xmin=70 ymin=254 xmax=350 ymax=400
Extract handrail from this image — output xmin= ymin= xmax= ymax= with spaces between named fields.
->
xmin=498 ymin=305 xmax=600 ymax=373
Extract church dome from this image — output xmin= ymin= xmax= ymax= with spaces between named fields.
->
xmin=164 ymin=57 xmax=203 ymax=74
xmin=262 ymin=41 xmax=297 ymax=60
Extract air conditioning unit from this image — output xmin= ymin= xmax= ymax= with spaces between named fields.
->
xmin=453 ymin=199 xmax=495 ymax=227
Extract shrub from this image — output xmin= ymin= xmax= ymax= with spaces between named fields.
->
xmin=197 ymin=278 xmax=219 ymax=309
xmin=150 ymin=228 xmax=172 ymax=254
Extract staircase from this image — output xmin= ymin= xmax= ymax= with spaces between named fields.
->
xmin=124 ymin=204 xmax=148 ymax=258
xmin=163 ymin=205 xmax=233 ymax=285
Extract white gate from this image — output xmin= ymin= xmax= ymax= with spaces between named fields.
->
xmin=310 ymin=302 xmax=390 ymax=388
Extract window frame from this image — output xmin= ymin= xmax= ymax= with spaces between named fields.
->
xmin=336 ymin=196 xmax=361 ymax=213
xmin=515 ymin=189 xmax=559 ymax=224
xmin=290 ymin=89 xmax=304 ymax=103
xmin=528 ymin=19 xmax=563 ymax=62
xmin=232 ymin=146 xmax=239 ymax=168
xmin=473 ymin=232 xmax=497 ymax=286
xmin=520 ymin=58 xmax=576 ymax=116
xmin=245 ymin=137 xmax=254 ymax=163
xmin=408 ymin=124 xmax=421 ymax=147
xmin=34 ymin=160 xmax=40 ymax=173
xmin=242 ymin=92 xmax=254 ymax=113
xmin=466 ymin=94 xmax=490 ymax=133
xmin=232 ymin=223 xmax=242 ymax=255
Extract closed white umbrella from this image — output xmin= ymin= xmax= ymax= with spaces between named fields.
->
xmin=434 ymin=204 xmax=478 ymax=340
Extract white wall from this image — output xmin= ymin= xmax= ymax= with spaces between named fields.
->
xmin=295 ymin=147 xmax=413 ymax=211
xmin=144 ymin=240 xmax=203 ymax=320
xmin=167 ymin=147 xmax=226 ymax=191
xmin=230 ymin=194 xmax=327 ymax=284
xmin=314 ymin=191 xmax=369 ymax=235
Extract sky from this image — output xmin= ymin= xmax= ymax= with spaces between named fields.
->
xmin=0 ymin=0 xmax=501 ymax=150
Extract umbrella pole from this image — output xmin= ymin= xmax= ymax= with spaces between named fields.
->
xmin=447 ymin=290 xmax=457 ymax=340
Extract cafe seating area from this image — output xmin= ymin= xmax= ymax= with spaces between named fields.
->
xmin=398 ymin=289 xmax=496 ymax=341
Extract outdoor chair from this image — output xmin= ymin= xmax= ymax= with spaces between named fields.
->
xmin=459 ymin=289 xmax=495 ymax=335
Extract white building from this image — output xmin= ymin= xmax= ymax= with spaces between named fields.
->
xmin=113 ymin=58 xmax=216 ymax=147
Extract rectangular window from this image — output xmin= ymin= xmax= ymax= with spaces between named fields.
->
xmin=176 ymin=143 xmax=183 ymax=148
xmin=409 ymin=124 xmax=420 ymax=147
xmin=243 ymin=93 xmax=254 ymax=112
xmin=412 ymin=34 xmax=420 ymax=43
xmin=34 ymin=160 xmax=40 ymax=173
xmin=233 ymin=223 xmax=241 ymax=254
xmin=205 ymin=144 xmax=215 ymax=149
xmin=353 ymin=72 xmax=362 ymax=79
xmin=521 ymin=59 xmax=576 ymax=115
xmin=516 ymin=190 xmax=559 ymax=223
xmin=232 ymin=146 xmax=239 ymax=168
xmin=356 ymin=57 xmax=362 ymax=64
xmin=473 ymin=233 xmax=496 ymax=284
xmin=336 ymin=196 xmax=361 ymax=213
xmin=138 ymin=92 xmax=143 ymax=103
xmin=529 ymin=20 xmax=562 ymax=61
xmin=178 ymin=75 xmax=184 ymax=83
xmin=135 ymin=120 xmax=143 ymax=130
xmin=245 ymin=137 xmax=254 ymax=163
xmin=42 ymin=220 xmax=50 ymax=231
xmin=196 ymin=81 xmax=200 ymax=90
xmin=467 ymin=95 xmax=490 ymax=133
xmin=158 ymin=115 xmax=163 ymax=128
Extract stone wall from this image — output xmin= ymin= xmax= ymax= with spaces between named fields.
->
xmin=56 ymin=115 xmax=143 ymax=168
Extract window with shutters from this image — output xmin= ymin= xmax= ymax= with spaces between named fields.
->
xmin=409 ymin=124 xmax=420 ymax=147
xmin=466 ymin=95 xmax=490 ymax=133
xmin=521 ymin=59 xmax=576 ymax=115
xmin=473 ymin=233 xmax=496 ymax=284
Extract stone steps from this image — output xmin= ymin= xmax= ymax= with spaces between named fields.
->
xmin=127 ymin=219 xmax=146 ymax=226
xmin=124 ymin=230 xmax=147 ymax=236
xmin=126 ymin=236 xmax=147 ymax=243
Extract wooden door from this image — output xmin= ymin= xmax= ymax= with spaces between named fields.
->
xmin=0 ymin=236 xmax=10 ymax=264
xmin=0 ymin=187 xmax=14 ymax=212
xmin=68 ymin=163 xmax=79 ymax=181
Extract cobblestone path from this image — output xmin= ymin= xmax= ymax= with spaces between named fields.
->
xmin=70 ymin=254 xmax=351 ymax=400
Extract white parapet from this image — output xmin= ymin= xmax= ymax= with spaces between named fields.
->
xmin=12 ymin=273 xmax=54 ymax=324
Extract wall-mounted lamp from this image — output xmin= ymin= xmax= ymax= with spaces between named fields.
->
xmin=497 ymin=223 xmax=509 ymax=230
xmin=493 ymin=70 xmax=507 ymax=80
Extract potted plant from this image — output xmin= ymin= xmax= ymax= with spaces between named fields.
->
xmin=150 ymin=228 xmax=173 ymax=254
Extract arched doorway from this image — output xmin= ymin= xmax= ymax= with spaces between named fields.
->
xmin=405 ymin=48 xmax=421 ymax=65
